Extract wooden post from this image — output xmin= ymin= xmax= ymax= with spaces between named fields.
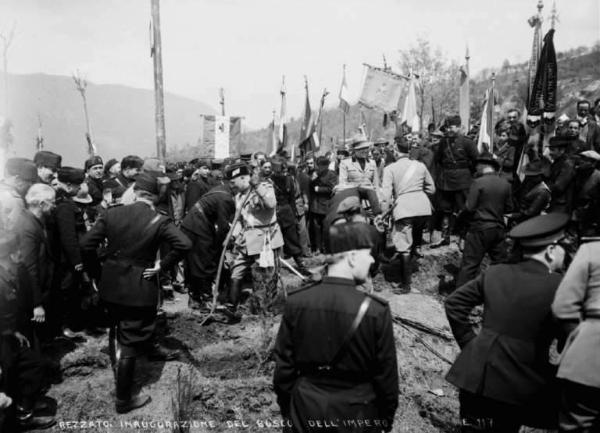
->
xmin=73 ymin=71 xmax=96 ymax=156
xmin=151 ymin=0 xmax=166 ymax=160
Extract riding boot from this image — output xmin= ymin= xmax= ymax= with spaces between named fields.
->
xmin=219 ymin=279 xmax=242 ymax=324
xmin=400 ymin=253 xmax=413 ymax=293
xmin=431 ymin=214 xmax=451 ymax=248
xmin=108 ymin=326 xmax=117 ymax=379
xmin=115 ymin=357 xmax=151 ymax=414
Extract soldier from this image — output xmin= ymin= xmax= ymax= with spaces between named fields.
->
xmin=273 ymin=221 xmax=398 ymax=433
xmin=226 ymin=163 xmax=284 ymax=322
xmin=546 ymin=137 xmax=576 ymax=214
xmin=380 ymin=138 xmax=435 ymax=293
xmin=80 ymin=172 xmax=191 ymax=413
xmin=510 ymin=160 xmax=551 ymax=224
xmin=180 ymin=182 xmax=236 ymax=310
xmin=552 ymin=239 xmax=600 ymax=432
xmin=33 ymin=151 xmax=61 ymax=185
xmin=338 ymin=135 xmax=381 ymax=214
xmin=0 ymin=158 xmax=37 ymax=232
xmin=431 ymin=115 xmax=478 ymax=248
xmin=84 ymin=155 xmax=104 ymax=206
xmin=445 ymin=213 xmax=570 ymax=432
xmin=455 ymin=154 xmax=513 ymax=287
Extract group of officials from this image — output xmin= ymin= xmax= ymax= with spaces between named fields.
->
xmin=0 ymin=98 xmax=599 ymax=432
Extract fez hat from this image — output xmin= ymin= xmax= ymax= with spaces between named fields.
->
xmin=225 ymin=163 xmax=250 ymax=180
xmin=547 ymin=136 xmax=569 ymax=148
xmin=523 ymin=160 xmax=545 ymax=176
xmin=104 ymin=158 xmax=119 ymax=175
xmin=5 ymin=158 xmax=38 ymax=182
xmin=57 ymin=167 xmax=85 ymax=185
xmin=348 ymin=134 xmax=372 ymax=151
xmin=475 ymin=152 xmax=500 ymax=170
xmin=509 ymin=213 xmax=570 ymax=247
xmin=579 ymin=150 xmax=600 ymax=161
xmin=84 ymin=155 xmax=103 ymax=171
xmin=445 ymin=115 xmax=462 ymax=127
xmin=327 ymin=222 xmax=375 ymax=254
xmin=34 ymin=151 xmax=62 ymax=170
xmin=134 ymin=172 xmax=159 ymax=195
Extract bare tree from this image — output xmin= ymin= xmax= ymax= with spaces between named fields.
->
xmin=0 ymin=22 xmax=15 ymax=116
xmin=72 ymin=70 xmax=96 ymax=156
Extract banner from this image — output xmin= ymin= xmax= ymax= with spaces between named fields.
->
xmin=359 ymin=66 xmax=406 ymax=112
xmin=200 ymin=115 xmax=242 ymax=158
xmin=401 ymin=76 xmax=420 ymax=132
xmin=459 ymin=62 xmax=470 ymax=133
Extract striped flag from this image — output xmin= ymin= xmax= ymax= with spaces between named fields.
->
xmin=299 ymin=77 xmax=319 ymax=155
xmin=476 ymin=86 xmax=498 ymax=153
xmin=459 ymin=46 xmax=470 ymax=134
xmin=339 ymin=64 xmax=350 ymax=114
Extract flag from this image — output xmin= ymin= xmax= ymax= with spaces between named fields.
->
xmin=149 ymin=20 xmax=155 ymax=57
xmin=85 ymin=133 xmax=97 ymax=156
xmin=459 ymin=48 xmax=470 ymax=133
xmin=267 ymin=112 xmax=277 ymax=156
xmin=299 ymin=78 xmax=319 ymax=155
xmin=316 ymin=88 xmax=329 ymax=145
xmin=339 ymin=65 xmax=350 ymax=114
xmin=230 ymin=116 xmax=242 ymax=156
xmin=526 ymin=29 xmax=557 ymax=127
xmin=276 ymin=77 xmax=289 ymax=156
xmin=359 ymin=109 xmax=368 ymax=138
xmin=200 ymin=115 xmax=241 ymax=158
xmin=36 ymin=116 xmax=44 ymax=152
xmin=359 ymin=65 xmax=406 ymax=113
xmin=526 ymin=13 xmax=543 ymax=112
xmin=476 ymin=85 xmax=498 ymax=153
xmin=401 ymin=75 xmax=420 ymax=132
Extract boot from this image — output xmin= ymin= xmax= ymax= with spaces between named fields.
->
xmin=16 ymin=409 xmax=56 ymax=431
xmin=108 ymin=326 xmax=117 ymax=379
xmin=217 ymin=279 xmax=242 ymax=324
xmin=400 ymin=253 xmax=413 ymax=293
xmin=115 ymin=357 xmax=151 ymax=414
xmin=146 ymin=341 xmax=179 ymax=361
xmin=430 ymin=215 xmax=450 ymax=248
xmin=294 ymin=256 xmax=312 ymax=278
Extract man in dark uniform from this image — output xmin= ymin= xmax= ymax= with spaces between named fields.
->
xmin=546 ymin=137 xmax=576 ymax=213
xmin=84 ymin=155 xmax=104 ymax=206
xmin=455 ymin=154 xmax=512 ymax=287
xmin=309 ymin=156 xmax=338 ymax=254
xmin=181 ymin=182 xmax=236 ymax=309
xmin=80 ymin=172 xmax=191 ymax=413
xmin=33 ymin=151 xmax=61 ymax=185
xmin=184 ymin=159 xmax=215 ymax=214
xmin=273 ymin=221 xmax=398 ymax=432
xmin=431 ymin=115 xmax=478 ymax=247
xmin=509 ymin=160 xmax=551 ymax=224
xmin=445 ymin=213 xmax=570 ymax=432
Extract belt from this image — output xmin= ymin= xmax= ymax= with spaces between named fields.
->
xmin=106 ymin=256 xmax=153 ymax=268
xmin=247 ymin=221 xmax=278 ymax=230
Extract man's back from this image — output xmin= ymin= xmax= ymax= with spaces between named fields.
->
xmin=466 ymin=173 xmax=512 ymax=228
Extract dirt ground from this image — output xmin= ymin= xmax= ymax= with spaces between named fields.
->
xmin=42 ymin=243 xmax=548 ymax=433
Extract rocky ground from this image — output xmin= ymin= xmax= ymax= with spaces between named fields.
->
xmin=41 ymin=242 xmax=549 ymax=433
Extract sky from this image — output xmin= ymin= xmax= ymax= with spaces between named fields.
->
xmin=0 ymin=0 xmax=598 ymax=129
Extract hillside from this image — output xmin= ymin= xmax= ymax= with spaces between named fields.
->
xmin=3 ymin=73 xmax=216 ymax=166
xmin=241 ymin=49 xmax=600 ymax=157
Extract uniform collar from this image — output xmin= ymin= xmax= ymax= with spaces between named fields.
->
xmin=322 ymin=276 xmax=356 ymax=286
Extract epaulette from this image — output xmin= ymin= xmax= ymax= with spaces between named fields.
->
xmin=365 ymin=292 xmax=389 ymax=305
xmin=287 ymin=280 xmax=320 ymax=296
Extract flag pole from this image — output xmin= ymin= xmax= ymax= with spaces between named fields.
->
xmin=151 ymin=0 xmax=166 ymax=160
xmin=490 ymin=72 xmax=496 ymax=154
xmin=342 ymin=64 xmax=346 ymax=145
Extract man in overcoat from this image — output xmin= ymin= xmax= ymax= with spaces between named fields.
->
xmin=273 ymin=221 xmax=398 ymax=432
xmin=80 ymin=172 xmax=191 ymax=413
xmin=546 ymin=137 xmax=576 ymax=214
xmin=445 ymin=213 xmax=569 ymax=432
xmin=308 ymin=156 xmax=338 ymax=254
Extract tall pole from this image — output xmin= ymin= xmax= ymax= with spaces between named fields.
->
xmin=219 ymin=88 xmax=225 ymax=116
xmin=151 ymin=0 xmax=166 ymax=160
xmin=73 ymin=71 xmax=96 ymax=156
xmin=490 ymin=72 xmax=496 ymax=154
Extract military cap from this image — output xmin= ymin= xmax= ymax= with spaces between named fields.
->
xmin=57 ymin=167 xmax=85 ymax=185
xmin=547 ymin=136 xmax=570 ymax=148
xmin=348 ymin=134 xmax=372 ymax=151
xmin=104 ymin=158 xmax=119 ymax=175
xmin=5 ymin=158 xmax=38 ymax=182
xmin=579 ymin=150 xmax=600 ymax=161
xmin=445 ymin=115 xmax=461 ymax=127
xmin=523 ymin=160 xmax=545 ymax=176
xmin=33 ymin=151 xmax=62 ymax=170
xmin=373 ymin=137 xmax=389 ymax=146
xmin=509 ymin=213 xmax=570 ymax=247
xmin=84 ymin=155 xmax=103 ymax=171
xmin=225 ymin=163 xmax=250 ymax=180
xmin=134 ymin=172 xmax=159 ymax=195
xmin=327 ymin=222 xmax=375 ymax=254
xmin=475 ymin=152 xmax=500 ymax=170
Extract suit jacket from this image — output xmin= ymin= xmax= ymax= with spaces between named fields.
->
xmin=435 ymin=134 xmax=478 ymax=191
xmin=273 ymin=277 xmax=398 ymax=431
xmin=338 ymin=158 xmax=380 ymax=190
xmin=553 ymin=241 xmax=600 ymax=387
xmin=309 ymin=170 xmax=337 ymax=215
xmin=80 ymin=200 xmax=191 ymax=306
xmin=86 ymin=177 xmax=104 ymax=206
xmin=17 ymin=210 xmax=53 ymax=307
xmin=445 ymin=260 xmax=561 ymax=406
xmin=381 ymin=156 xmax=435 ymax=220
xmin=465 ymin=172 xmax=513 ymax=230
xmin=579 ymin=119 xmax=600 ymax=152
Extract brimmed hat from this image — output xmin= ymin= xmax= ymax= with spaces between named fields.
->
xmin=84 ymin=155 xmax=103 ymax=171
xmin=579 ymin=150 xmax=600 ymax=161
xmin=134 ymin=172 xmax=159 ymax=195
xmin=327 ymin=222 xmax=375 ymax=254
xmin=225 ymin=163 xmax=250 ymax=180
xmin=57 ymin=167 xmax=85 ymax=185
xmin=509 ymin=212 xmax=570 ymax=247
xmin=475 ymin=152 xmax=500 ymax=170
xmin=34 ymin=151 xmax=62 ymax=170
xmin=348 ymin=134 xmax=372 ymax=151
xmin=547 ymin=137 xmax=570 ymax=148
xmin=523 ymin=160 xmax=545 ymax=176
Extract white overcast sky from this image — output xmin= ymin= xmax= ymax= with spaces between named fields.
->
xmin=1 ymin=0 xmax=598 ymax=129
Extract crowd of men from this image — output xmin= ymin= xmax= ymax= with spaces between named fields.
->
xmin=0 ymin=97 xmax=599 ymax=431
